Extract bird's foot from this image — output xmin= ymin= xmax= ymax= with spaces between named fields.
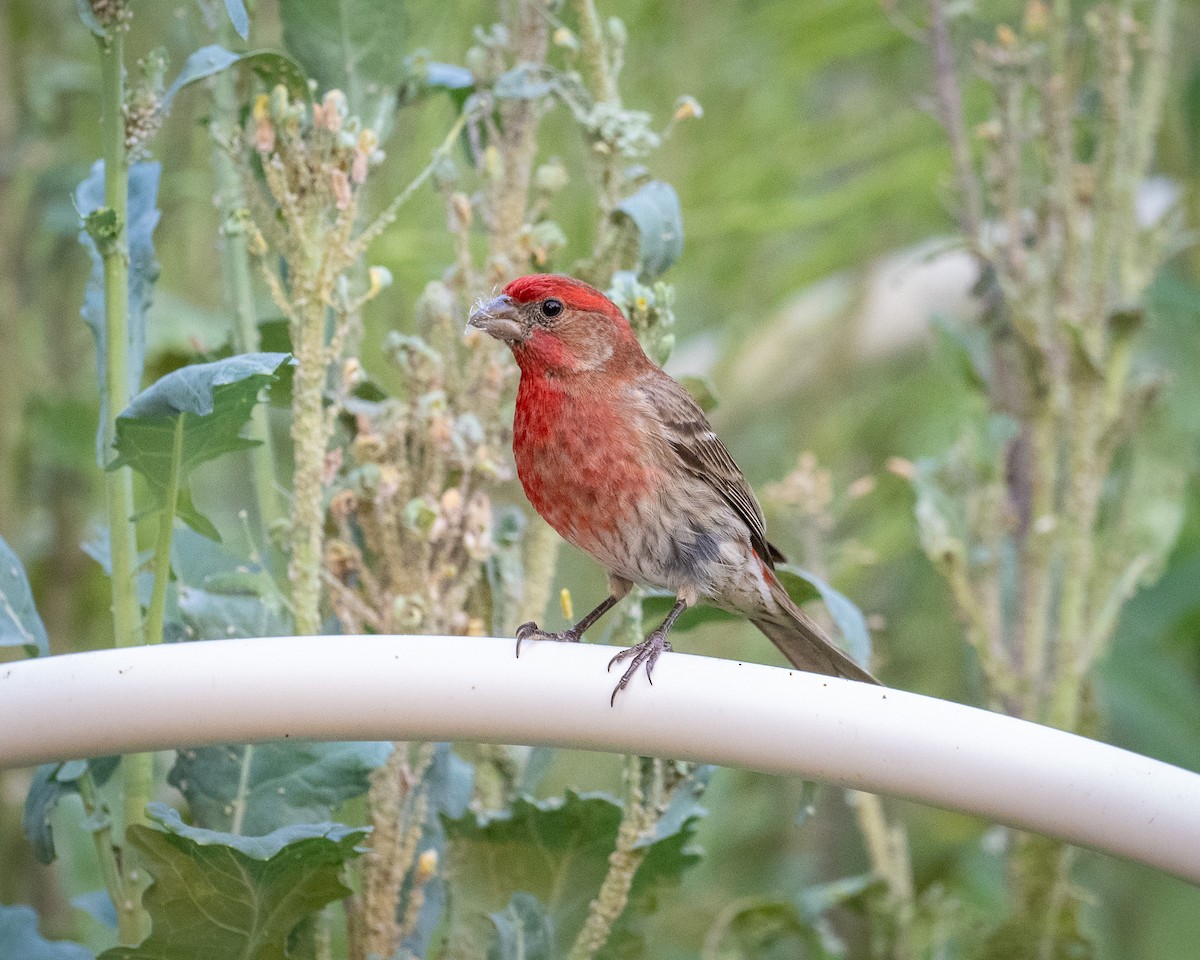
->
xmin=514 ymin=621 xmax=581 ymax=657
xmin=607 ymin=630 xmax=673 ymax=706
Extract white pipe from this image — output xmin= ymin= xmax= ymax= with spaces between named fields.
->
xmin=2 ymin=635 xmax=1198 ymax=884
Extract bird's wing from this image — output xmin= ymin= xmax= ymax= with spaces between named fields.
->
xmin=635 ymin=370 xmax=783 ymax=566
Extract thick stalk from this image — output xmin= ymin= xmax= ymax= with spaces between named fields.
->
xmin=567 ymin=756 xmax=651 ymax=960
xmin=572 ymin=0 xmax=618 ymax=105
xmin=96 ymin=26 xmax=149 ymax=846
xmin=144 ymin=414 xmax=183 ymax=649
xmin=1050 ymin=386 xmax=1103 ymax=731
xmin=516 ymin=516 xmax=562 ymax=628
xmin=212 ymin=66 xmax=284 ymax=572
xmin=289 ymin=300 xmax=330 ymax=637
xmin=485 ymin=0 xmax=550 ymax=280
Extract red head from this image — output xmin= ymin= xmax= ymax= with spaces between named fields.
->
xmin=468 ymin=274 xmax=642 ymax=376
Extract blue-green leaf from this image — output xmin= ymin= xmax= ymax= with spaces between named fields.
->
xmin=614 ymin=181 xmax=683 ymax=280
xmin=22 ymin=757 xmax=120 ymax=865
xmin=493 ymin=65 xmax=553 ymax=100
xmin=163 ymin=46 xmax=308 ymax=113
xmin=71 ymin=892 xmax=117 ymax=931
xmin=0 ymin=535 xmax=49 ymax=657
xmin=224 ymin=0 xmax=250 ymax=40
xmin=77 ymin=161 xmax=160 ymax=465
xmin=777 ymin=565 xmax=872 ymax=669
xmin=75 ymin=0 xmax=104 ymax=36
xmin=0 ymin=905 xmax=92 ymax=960
xmin=168 ymin=741 xmax=391 ymax=835
xmin=488 ymin=893 xmax=554 ymax=960
xmin=400 ymin=744 xmax=475 ymax=958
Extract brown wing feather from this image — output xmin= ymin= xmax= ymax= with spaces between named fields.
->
xmin=637 ymin=371 xmax=784 ymax=567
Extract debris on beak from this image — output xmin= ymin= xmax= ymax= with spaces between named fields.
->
xmin=467 ymin=295 xmax=525 ymax=342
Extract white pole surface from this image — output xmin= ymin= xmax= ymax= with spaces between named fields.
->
xmin=2 ymin=635 xmax=1198 ymax=883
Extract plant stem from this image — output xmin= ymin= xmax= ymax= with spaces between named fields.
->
xmin=568 ymin=755 xmax=651 ymax=960
xmin=77 ymin=769 xmax=142 ymax=945
xmin=212 ymin=65 xmax=284 ymax=575
xmin=230 ymin=743 xmax=255 ymax=835
xmin=927 ymin=0 xmax=983 ymax=245
xmin=288 ymin=299 xmax=330 ymax=638
xmin=572 ymin=0 xmax=618 ymax=105
xmin=144 ymin=414 xmax=183 ymax=649
xmin=96 ymin=23 xmax=149 ymax=848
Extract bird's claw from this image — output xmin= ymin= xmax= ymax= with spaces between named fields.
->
xmin=514 ymin=621 xmax=580 ymax=657
xmin=607 ymin=631 xmax=672 ymax=706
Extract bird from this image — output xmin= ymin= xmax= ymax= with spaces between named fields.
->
xmin=468 ymin=274 xmax=878 ymax=703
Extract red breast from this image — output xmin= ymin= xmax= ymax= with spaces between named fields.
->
xmin=513 ymin=369 xmax=653 ymax=554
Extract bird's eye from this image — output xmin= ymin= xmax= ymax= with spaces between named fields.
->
xmin=540 ymin=298 xmax=564 ymax=320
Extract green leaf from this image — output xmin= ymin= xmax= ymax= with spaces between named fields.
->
xmin=487 ymin=893 xmax=554 ymax=960
xmin=446 ymin=778 xmax=707 ymax=958
xmin=162 ymin=46 xmax=308 ymax=113
xmin=704 ymin=899 xmax=835 ymax=960
xmin=77 ymin=161 xmax=160 ymax=465
xmin=932 ymin=313 xmax=991 ymax=391
xmin=677 ymin=374 xmax=719 ymax=413
xmin=444 ymin=791 xmax=624 ymax=956
xmin=776 ymin=565 xmax=871 ymax=669
xmin=640 ymin=590 xmax=739 ymax=634
xmin=22 ymin=758 xmax=120 ymax=865
xmin=0 ymin=535 xmax=49 ymax=657
xmin=176 ymin=585 xmax=290 ymax=640
xmin=278 ymin=0 xmax=407 ymax=137
xmin=0 ymin=905 xmax=92 ymax=960
xmin=614 ymin=181 xmax=684 ymax=280
xmin=99 ymin=803 xmax=367 ymax=960
xmin=1185 ymin=62 xmax=1200 ymax=167
xmin=168 ymin=741 xmax=391 ymax=835
xmin=109 ymin=354 xmax=291 ymax=538
xmin=224 ymin=0 xmax=250 ymax=40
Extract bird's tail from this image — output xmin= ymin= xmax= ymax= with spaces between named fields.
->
xmin=751 ymin=574 xmax=879 ymax=684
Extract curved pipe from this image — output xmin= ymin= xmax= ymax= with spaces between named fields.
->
xmin=1 ymin=635 xmax=1198 ymax=883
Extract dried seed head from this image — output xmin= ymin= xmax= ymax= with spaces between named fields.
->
xmin=329 ymin=489 xmax=357 ymax=524
xmin=89 ymin=0 xmax=132 ymax=31
xmin=330 ymin=168 xmax=352 ymax=210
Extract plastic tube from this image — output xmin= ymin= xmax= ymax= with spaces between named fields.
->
xmin=1 ymin=635 xmax=1198 ymax=883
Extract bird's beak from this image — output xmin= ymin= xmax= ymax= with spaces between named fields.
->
xmin=467 ymin=295 xmax=525 ymax=343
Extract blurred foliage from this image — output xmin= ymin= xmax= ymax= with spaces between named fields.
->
xmin=0 ymin=0 xmax=1197 ymax=959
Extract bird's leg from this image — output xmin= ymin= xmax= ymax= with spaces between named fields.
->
xmin=515 ymin=594 xmax=620 ymax=657
xmin=607 ymin=597 xmax=688 ymax=705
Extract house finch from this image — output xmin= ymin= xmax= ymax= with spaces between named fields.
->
xmin=469 ymin=274 xmax=878 ymax=703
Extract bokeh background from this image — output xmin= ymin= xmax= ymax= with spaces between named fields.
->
xmin=1 ymin=0 xmax=1198 ymax=956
